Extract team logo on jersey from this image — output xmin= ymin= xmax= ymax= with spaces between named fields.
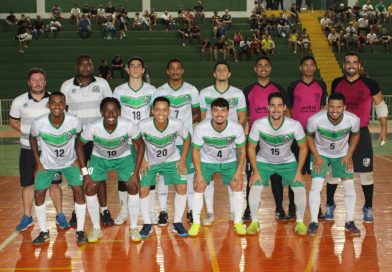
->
xmin=92 ymin=86 xmax=100 ymax=93
xmin=71 ymin=89 xmax=77 ymax=94
xmin=66 ymin=132 xmax=73 ymax=139
xmin=226 ymin=137 xmax=234 ymax=143
xmin=120 ymin=137 xmax=126 ymax=143
xmin=23 ymin=103 xmax=28 ymax=108
xmin=363 ymin=158 xmax=371 ymax=167
xmin=284 ymin=135 xmax=290 ymax=142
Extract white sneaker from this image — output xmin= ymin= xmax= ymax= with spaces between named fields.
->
xmin=130 ymin=228 xmax=142 ymax=242
xmin=150 ymin=212 xmax=159 ymax=225
xmin=202 ymin=213 xmax=215 ymax=226
xmin=88 ymin=229 xmax=103 ymax=243
xmin=114 ymin=210 xmax=128 ymax=225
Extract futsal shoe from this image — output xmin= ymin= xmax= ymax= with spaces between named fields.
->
xmin=295 ymin=222 xmax=307 ymax=235
xmin=246 ymin=221 xmax=260 ymax=235
xmin=188 ymin=223 xmax=201 ymax=237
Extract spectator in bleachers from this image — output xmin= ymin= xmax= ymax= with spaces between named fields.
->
xmin=70 ymin=4 xmax=81 ymax=25
xmin=214 ymin=36 xmax=226 ymax=61
xmin=16 ymin=19 xmax=32 ymax=54
xmin=234 ymin=31 xmax=244 ymax=45
xmin=288 ymin=29 xmax=298 ymax=53
xmin=362 ymin=1 xmax=376 ymax=16
xmin=352 ymin=1 xmax=362 ymax=18
xmin=178 ymin=24 xmax=191 ymax=46
xmin=119 ymin=15 xmax=128 ymax=39
xmin=97 ymin=5 xmax=106 ymax=24
xmin=369 ymin=14 xmax=381 ymax=33
xmin=90 ymin=5 xmax=98 ymax=20
xmin=345 ymin=28 xmax=358 ymax=50
xmin=133 ymin=13 xmax=142 ymax=30
xmin=105 ymin=1 xmax=116 ymax=18
xmin=222 ymin=9 xmax=233 ymax=29
xmin=274 ymin=0 xmax=284 ymax=10
xmin=375 ymin=0 xmax=388 ymax=22
xmin=388 ymin=3 xmax=392 ymax=21
xmin=357 ymin=31 xmax=367 ymax=51
xmin=225 ymin=36 xmax=238 ymax=62
xmin=79 ymin=14 xmax=92 ymax=39
xmin=254 ymin=0 xmax=266 ymax=14
xmin=141 ymin=11 xmax=152 ymax=31
xmin=250 ymin=33 xmax=261 ymax=55
xmin=161 ymin=11 xmax=175 ymax=31
xmin=194 ymin=1 xmax=205 ymax=23
xmin=277 ymin=16 xmax=290 ymax=37
xmin=183 ymin=10 xmax=194 ymax=26
xmin=346 ymin=22 xmax=357 ymax=36
xmin=111 ymin=55 xmax=125 ymax=78
xmin=301 ymin=34 xmax=311 ymax=53
xmin=103 ymin=16 xmax=116 ymax=39
xmin=189 ymin=24 xmax=202 ymax=44
xmin=116 ymin=5 xmax=128 ymax=19
xmin=320 ymin=13 xmax=332 ymax=33
xmin=47 ymin=18 xmax=62 ymax=39
xmin=98 ymin=59 xmax=112 ymax=80
xmin=19 ymin=14 xmax=32 ymax=31
xmin=249 ymin=10 xmax=259 ymax=31
xmin=261 ymin=34 xmax=275 ymax=55
xmin=201 ymin=38 xmax=213 ymax=61
xmin=290 ymin=3 xmax=299 ymax=24
xmin=357 ymin=15 xmax=369 ymax=33
xmin=3 ymin=10 xmax=17 ymax=31
xmin=82 ymin=3 xmax=91 ymax=18
xmin=51 ymin=4 xmax=63 ymax=21
xmin=150 ymin=9 xmax=158 ymax=26
xmin=328 ymin=28 xmax=341 ymax=53
xmin=216 ymin=24 xmax=226 ymax=39
xmin=212 ymin=11 xmax=221 ymax=36
xmin=367 ymin=29 xmax=379 ymax=52
xmin=239 ymin=37 xmax=251 ymax=61
xmin=380 ymin=27 xmax=391 ymax=51
xmin=32 ymin=15 xmax=45 ymax=40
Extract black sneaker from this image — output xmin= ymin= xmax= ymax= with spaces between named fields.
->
xmin=76 ymin=231 xmax=88 ymax=245
xmin=275 ymin=209 xmax=288 ymax=221
xmin=307 ymin=222 xmax=319 ymax=236
xmin=345 ymin=221 xmax=361 ymax=236
xmin=32 ymin=231 xmax=50 ymax=245
xmin=242 ymin=208 xmax=252 ymax=222
xmin=100 ymin=210 xmax=114 ymax=226
xmin=318 ymin=207 xmax=325 ymax=221
xmin=172 ymin=222 xmax=188 ymax=237
xmin=287 ymin=205 xmax=296 ymax=220
xmin=158 ymin=211 xmax=168 ymax=227
xmin=69 ymin=211 xmax=77 ymax=227
xmin=140 ymin=224 xmax=153 ymax=238
xmin=186 ymin=211 xmax=193 ymax=224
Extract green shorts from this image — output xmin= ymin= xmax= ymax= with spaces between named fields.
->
xmin=201 ymin=161 xmax=237 ymax=186
xmin=88 ymin=155 xmax=135 ymax=182
xmin=35 ymin=165 xmax=82 ymax=190
xmin=254 ymin=161 xmax=303 ymax=188
xmin=177 ymin=145 xmax=194 ymax=174
xmin=140 ymin=161 xmax=187 ymax=187
xmin=310 ymin=155 xmax=354 ymax=179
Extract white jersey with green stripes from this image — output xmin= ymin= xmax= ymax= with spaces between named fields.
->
xmin=248 ymin=116 xmax=306 ymax=164
xmin=199 ymin=85 xmax=247 ymax=122
xmin=139 ymin=117 xmax=189 ymax=166
xmin=113 ymin=82 xmax=156 ymax=123
xmin=306 ymin=111 xmax=360 ymax=158
xmin=30 ymin=113 xmax=81 ymax=170
xmin=81 ymin=117 xmax=141 ymax=159
xmin=155 ymin=82 xmax=200 ymax=145
xmin=192 ymin=119 xmax=246 ymax=164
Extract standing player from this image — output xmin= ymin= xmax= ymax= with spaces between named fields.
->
xmin=199 ymin=61 xmax=247 ymax=225
xmin=189 ymin=98 xmax=246 ymax=237
xmin=30 ymin=92 xmax=87 ymax=245
xmin=307 ymin=93 xmax=361 ymax=236
xmin=328 ymin=52 xmax=388 ymax=223
xmin=60 ymin=55 xmax=114 ymax=226
xmin=9 ymin=68 xmax=64 ymax=232
xmin=138 ymin=97 xmax=190 ymax=238
xmin=113 ymin=57 xmax=157 ymax=225
xmin=154 ymin=58 xmax=200 ymax=225
xmin=287 ymin=55 xmax=328 ymax=220
xmin=247 ymin=92 xmax=308 ymax=236
xmin=76 ymin=97 xmax=145 ymax=242
xmin=243 ymin=56 xmax=293 ymax=221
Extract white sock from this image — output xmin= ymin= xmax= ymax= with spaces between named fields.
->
xmin=249 ymin=186 xmax=263 ymax=221
xmin=192 ymin=192 xmax=204 ymax=224
xmin=149 ymin=189 xmax=156 ymax=213
xmin=118 ymin=190 xmax=128 ymax=213
xmin=100 ymin=206 xmax=108 ymax=214
xmin=232 ymin=191 xmax=244 ymax=224
xmin=75 ymin=202 xmax=86 ymax=232
xmin=140 ymin=196 xmax=151 ymax=224
xmin=35 ymin=203 xmax=47 ymax=232
xmin=86 ymin=195 xmax=101 ymax=230
xmin=204 ymin=180 xmax=214 ymax=214
xmin=309 ymin=178 xmax=324 ymax=223
xmin=158 ymin=176 xmax=168 ymax=211
xmin=174 ymin=193 xmax=187 ymax=223
xmin=228 ymin=186 xmax=234 ymax=214
xmin=186 ymin=173 xmax=195 ymax=212
xmin=128 ymin=194 xmax=140 ymax=229
xmin=343 ymin=179 xmax=356 ymax=222
xmin=292 ymin=187 xmax=307 ymax=222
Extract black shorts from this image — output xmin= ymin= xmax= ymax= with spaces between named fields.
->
xmin=291 ymin=140 xmax=311 ymax=175
xmin=19 ymin=148 xmax=62 ymax=187
xmin=353 ymin=127 xmax=373 ymax=173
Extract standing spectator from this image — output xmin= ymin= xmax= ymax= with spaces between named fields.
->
xmin=212 ymin=11 xmax=221 ymax=37
xmin=119 ymin=15 xmax=128 ymax=39
xmin=3 ymin=10 xmax=17 ymax=31
xmin=201 ymin=38 xmax=213 ymax=61
xmin=79 ymin=14 xmax=92 ymax=39
xmin=98 ymin=59 xmax=112 ymax=80
xmin=16 ymin=19 xmax=32 ymax=54
xmin=70 ymin=4 xmax=81 ymax=25
xmin=290 ymin=3 xmax=299 ymax=24
xmin=222 ymin=9 xmax=233 ymax=29
xmin=51 ymin=4 xmax=63 ymax=20
xmin=239 ymin=37 xmax=252 ymax=61
xmin=111 ymin=55 xmax=125 ymax=78
xmin=32 ymin=15 xmax=45 ymax=40
xmin=194 ymin=1 xmax=205 ymax=22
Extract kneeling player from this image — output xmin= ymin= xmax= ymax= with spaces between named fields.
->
xmin=77 ymin=97 xmax=145 ymax=243
xmin=139 ymin=97 xmax=190 ymax=238
xmin=247 ymin=92 xmax=308 ymax=235
xmin=189 ymin=98 xmax=246 ymax=236
xmin=30 ymin=92 xmax=87 ymax=245
xmin=307 ymin=93 xmax=361 ymax=236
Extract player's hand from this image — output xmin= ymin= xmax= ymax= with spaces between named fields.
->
xmin=292 ymin=171 xmax=304 ymax=187
xmin=129 ymin=173 xmax=140 ymax=187
xmin=83 ymin=175 xmax=94 ymax=192
xmin=34 ymin=162 xmax=46 ymax=177
xmin=193 ymin=173 xmax=206 ymax=192
xmin=378 ymin=129 xmax=387 ymax=146
xmin=176 ymin=159 xmax=187 ymax=176
xmin=312 ymin=155 xmax=325 ymax=174
xmin=140 ymin=159 xmax=150 ymax=177
xmin=341 ymin=155 xmax=353 ymax=173
xmin=249 ymin=172 xmax=262 ymax=187
xmin=233 ymin=171 xmax=243 ymax=185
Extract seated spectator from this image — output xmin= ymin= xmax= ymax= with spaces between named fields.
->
xmin=261 ymin=34 xmax=275 ymax=55
xmin=161 ymin=11 xmax=176 ymax=31
xmin=222 ymin=9 xmax=232 ymax=29
xmin=277 ymin=17 xmax=290 ymax=37
xmin=362 ymin=1 xmax=376 ymax=16
xmin=79 ymin=14 xmax=92 ymax=39
xmin=70 ymin=4 xmax=81 ymax=25
xmin=98 ymin=59 xmax=112 ymax=80
xmin=91 ymin=6 xmax=98 ymax=20
xmin=19 ymin=14 xmax=32 ymax=31
xmin=233 ymin=31 xmax=244 ymax=45
xmin=320 ymin=13 xmax=332 ymax=33
xmin=288 ymin=29 xmax=298 ymax=53
xmin=357 ymin=31 xmax=367 ymax=51
xmin=367 ymin=30 xmax=379 ymax=52
xmin=3 ymin=10 xmax=17 ymax=31
xmin=96 ymin=5 xmax=106 ymax=24
xmin=182 ymin=10 xmax=194 ymax=26
xmin=380 ymin=27 xmax=391 ymax=51
xmin=105 ymin=1 xmax=116 ymax=17
xmin=178 ymin=24 xmax=191 ymax=46
xmin=328 ymin=28 xmax=341 ymax=53
xmin=375 ymin=1 xmax=388 ymax=22
xmin=239 ymin=37 xmax=252 ymax=61
xmin=201 ymin=38 xmax=213 ymax=61
xmin=212 ymin=11 xmax=221 ymax=36
xmin=254 ymin=0 xmax=266 ymax=14
xmin=225 ymin=36 xmax=238 ymax=62
xmin=103 ymin=16 xmax=116 ymax=39
xmin=250 ymin=34 xmax=261 ymax=55
xmin=141 ymin=10 xmax=152 ymax=31
xmin=301 ymin=34 xmax=311 ymax=53
xmin=345 ymin=29 xmax=358 ymax=51
xmin=133 ymin=13 xmax=142 ymax=30
xmin=216 ymin=24 xmax=226 ymax=39
xmin=345 ymin=22 xmax=357 ymax=36
xmin=111 ymin=55 xmax=125 ymax=78
xmin=32 ymin=15 xmax=45 ymax=40
xmin=358 ymin=15 xmax=369 ymax=34
xmin=189 ymin=24 xmax=201 ymax=44
xmin=47 ymin=18 xmax=62 ymax=39
xmin=150 ymin=9 xmax=158 ymax=26
xmin=81 ymin=3 xmax=91 ymax=18
xmin=369 ymin=14 xmax=381 ymax=33
xmin=194 ymin=1 xmax=205 ymax=23
xmin=249 ymin=10 xmax=259 ymax=31
xmin=52 ymin=4 xmax=63 ymax=20
xmin=214 ymin=36 xmax=226 ymax=61
xmin=16 ymin=19 xmax=32 ymax=54
xmin=116 ymin=5 xmax=128 ymax=19
xmin=388 ymin=3 xmax=392 ymax=22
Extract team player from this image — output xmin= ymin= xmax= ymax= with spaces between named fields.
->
xmin=189 ymin=98 xmax=247 ymax=236
xmin=287 ymin=55 xmax=328 ymax=219
xmin=29 ymin=92 xmax=87 ymax=245
xmin=307 ymin=93 xmax=361 ymax=236
xmin=243 ymin=56 xmax=293 ymax=221
xmin=9 ymin=68 xmax=64 ymax=231
xmin=154 ymin=58 xmax=200 ymax=225
xmin=60 ymin=55 xmax=114 ymax=226
xmin=113 ymin=57 xmax=157 ymax=225
xmin=247 ymin=92 xmax=308 ymax=236
xmin=199 ymin=61 xmax=247 ymax=225
xmin=328 ymin=52 xmax=388 ymax=223
xmin=138 ymin=97 xmax=191 ymax=238
xmin=76 ymin=97 xmax=145 ymax=242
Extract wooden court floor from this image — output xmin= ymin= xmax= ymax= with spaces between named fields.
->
xmin=0 ymin=155 xmax=391 ymax=271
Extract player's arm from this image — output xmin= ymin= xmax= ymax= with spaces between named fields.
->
xmin=192 ymin=146 xmax=205 ymax=191
xmin=177 ymin=135 xmax=191 ymax=175
xmin=76 ymin=135 xmax=94 ymax=189
xmin=192 ymin=107 xmax=201 ymax=123
xmin=200 ymin=110 xmax=206 ymax=120
xmin=306 ymin=134 xmax=323 ymax=174
xmin=294 ymin=139 xmax=308 ymax=184
xmin=233 ymin=144 xmax=246 ymax=184
xmin=247 ymin=140 xmax=261 ymax=186
xmin=372 ymin=91 xmax=388 ymax=145
xmin=29 ymin=134 xmax=44 ymax=176
xmin=237 ymin=111 xmax=247 ymax=130
xmin=342 ymin=132 xmax=360 ymax=172
xmin=8 ymin=117 xmax=21 ymax=132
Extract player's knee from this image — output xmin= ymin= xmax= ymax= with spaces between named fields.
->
xmin=139 ymin=186 xmax=149 ymax=198
xmin=34 ymin=190 xmax=46 ymax=205
xmin=85 ymin=184 xmax=97 ymax=196
xmin=72 ymin=186 xmax=85 ymax=204
xmin=360 ymin=172 xmax=374 ymax=185
xmin=126 ymin=181 xmax=139 ymax=195
xmin=118 ymin=180 xmax=127 ymax=192
xmin=326 ymin=177 xmax=340 ymax=185
xmin=176 ymin=184 xmax=187 ymax=195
